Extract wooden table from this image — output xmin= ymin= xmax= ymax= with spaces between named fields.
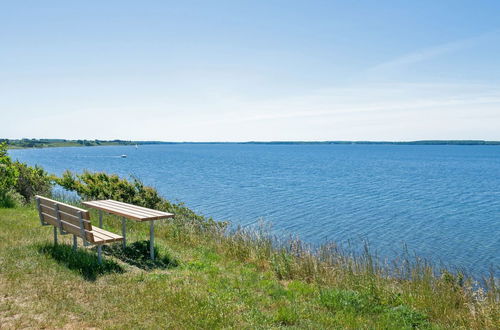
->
xmin=82 ymin=200 xmax=174 ymax=260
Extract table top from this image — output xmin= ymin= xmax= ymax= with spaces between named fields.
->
xmin=82 ymin=199 xmax=174 ymax=222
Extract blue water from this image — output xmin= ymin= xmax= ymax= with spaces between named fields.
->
xmin=9 ymin=144 xmax=500 ymax=276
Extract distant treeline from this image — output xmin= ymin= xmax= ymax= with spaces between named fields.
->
xmin=241 ymin=140 xmax=500 ymax=145
xmin=3 ymin=138 xmax=499 ymax=148
xmin=3 ymin=138 xmax=136 ymax=148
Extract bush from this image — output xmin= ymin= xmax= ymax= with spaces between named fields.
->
xmin=55 ymin=170 xmax=227 ymax=231
xmin=13 ymin=161 xmax=53 ymax=203
xmin=0 ymin=142 xmax=19 ymax=207
xmin=0 ymin=142 xmax=54 ymax=207
xmin=56 ymin=170 xmax=164 ymax=208
xmin=0 ymin=190 xmax=24 ymax=208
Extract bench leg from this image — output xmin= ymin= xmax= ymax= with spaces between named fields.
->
xmin=121 ymin=217 xmax=126 ymax=249
xmin=150 ymin=221 xmax=155 ymax=260
xmin=97 ymin=245 xmax=102 ymax=264
xmin=73 ymin=235 xmax=77 ymax=251
xmin=53 ymin=226 xmax=58 ymax=245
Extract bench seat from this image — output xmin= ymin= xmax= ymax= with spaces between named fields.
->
xmin=92 ymin=226 xmax=123 ymax=244
xmin=35 ymin=195 xmax=123 ymax=263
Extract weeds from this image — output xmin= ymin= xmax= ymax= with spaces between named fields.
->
xmin=103 ymin=240 xmax=179 ymax=270
xmin=38 ymin=242 xmax=123 ymax=281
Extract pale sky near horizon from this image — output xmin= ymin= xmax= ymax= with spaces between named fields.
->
xmin=1 ymin=1 xmax=500 ymax=141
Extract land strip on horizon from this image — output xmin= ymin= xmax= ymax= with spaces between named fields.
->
xmin=3 ymin=138 xmax=500 ymax=149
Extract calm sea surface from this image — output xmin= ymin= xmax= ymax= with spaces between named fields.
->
xmin=9 ymin=144 xmax=500 ymax=276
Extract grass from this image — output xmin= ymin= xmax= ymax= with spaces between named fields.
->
xmin=38 ymin=243 xmax=124 ymax=281
xmin=0 ymin=205 xmax=499 ymax=329
xmin=103 ymin=240 xmax=179 ymax=271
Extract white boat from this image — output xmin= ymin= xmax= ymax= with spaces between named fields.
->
xmin=121 ymin=154 xmax=127 ymax=158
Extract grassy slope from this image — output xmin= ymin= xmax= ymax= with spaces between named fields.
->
xmin=0 ymin=206 xmax=498 ymax=329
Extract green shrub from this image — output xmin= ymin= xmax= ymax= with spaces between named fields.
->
xmin=55 ymin=170 xmax=227 ymax=231
xmin=0 ymin=190 xmax=24 ymax=208
xmin=0 ymin=142 xmax=54 ymax=207
xmin=0 ymin=142 xmax=19 ymax=207
xmin=12 ymin=161 xmax=53 ymax=203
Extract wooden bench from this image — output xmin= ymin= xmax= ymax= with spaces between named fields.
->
xmin=35 ymin=195 xmax=123 ymax=264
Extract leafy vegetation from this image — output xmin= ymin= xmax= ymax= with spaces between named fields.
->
xmin=55 ymin=170 xmax=226 ymax=231
xmin=12 ymin=161 xmax=52 ymax=203
xmin=0 ymin=142 xmax=53 ymax=207
xmin=0 ymin=142 xmax=19 ymax=207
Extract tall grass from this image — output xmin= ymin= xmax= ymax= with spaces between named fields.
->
xmin=160 ymin=214 xmax=499 ymax=328
xmin=29 ymin=170 xmax=500 ymax=327
xmin=1 ymin=201 xmax=499 ymax=328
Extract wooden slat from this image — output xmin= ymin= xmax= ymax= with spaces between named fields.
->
xmin=82 ymin=200 xmax=174 ymax=222
xmin=83 ymin=201 xmax=149 ymax=220
xmin=39 ymin=204 xmax=58 ymax=218
xmin=101 ymin=201 xmax=164 ymax=218
xmin=90 ymin=228 xmax=123 ymax=244
xmin=39 ymin=204 xmax=92 ymax=231
xmin=40 ymin=211 xmax=58 ymax=227
xmin=37 ymin=195 xmax=90 ymax=219
xmin=91 ymin=231 xmax=114 ymax=244
xmin=105 ymin=200 xmax=172 ymax=217
xmin=37 ymin=196 xmax=92 ymax=230
xmin=96 ymin=200 xmax=158 ymax=218
xmin=92 ymin=229 xmax=117 ymax=241
xmin=83 ymin=200 xmax=145 ymax=218
xmin=41 ymin=212 xmax=93 ymax=241
xmin=92 ymin=227 xmax=123 ymax=240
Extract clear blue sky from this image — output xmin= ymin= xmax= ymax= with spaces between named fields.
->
xmin=2 ymin=1 xmax=499 ymax=141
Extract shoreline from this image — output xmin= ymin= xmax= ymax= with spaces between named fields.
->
xmin=4 ymin=138 xmax=500 ymax=149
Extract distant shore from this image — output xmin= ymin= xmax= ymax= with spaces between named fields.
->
xmin=3 ymin=138 xmax=500 ymax=149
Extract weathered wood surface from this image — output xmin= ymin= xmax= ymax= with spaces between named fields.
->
xmin=82 ymin=200 xmax=174 ymax=222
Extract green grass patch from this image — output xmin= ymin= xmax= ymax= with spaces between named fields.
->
xmin=0 ymin=205 xmax=499 ymax=328
xmin=38 ymin=243 xmax=124 ymax=281
xmin=103 ymin=240 xmax=179 ymax=270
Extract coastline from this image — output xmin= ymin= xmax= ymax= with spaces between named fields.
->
xmin=4 ymin=138 xmax=500 ymax=149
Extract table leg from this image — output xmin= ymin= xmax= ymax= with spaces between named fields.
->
xmin=97 ymin=245 xmax=102 ymax=264
xmin=122 ymin=217 xmax=126 ymax=249
xmin=73 ymin=235 xmax=77 ymax=251
xmin=53 ymin=226 xmax=58 ymax=245
xmin=150 ymin=220 xmax=155 ymax=260
xmin=99 ymin=210 xmax=103 ymax=228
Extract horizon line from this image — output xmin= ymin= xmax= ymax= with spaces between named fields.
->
xmin=4 ymin=138 xmax=500 ymax=145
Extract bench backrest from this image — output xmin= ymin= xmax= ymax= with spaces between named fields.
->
xmin=35 ymin=195 xmax=95 ymax=244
